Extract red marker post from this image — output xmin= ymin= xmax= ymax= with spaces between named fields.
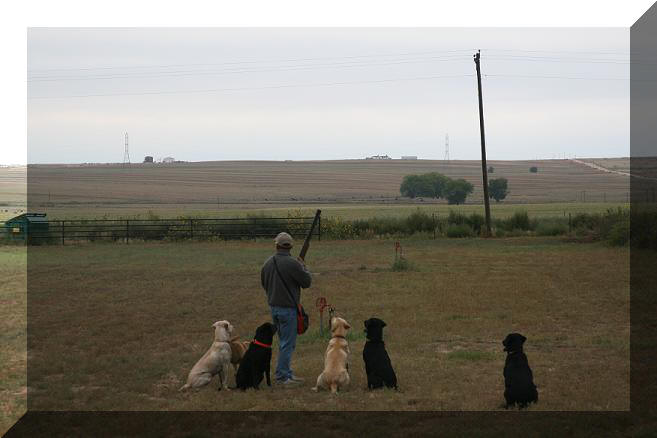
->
xmin=315 ymin=297 xmax=327 ymax=336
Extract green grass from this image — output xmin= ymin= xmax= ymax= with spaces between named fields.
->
xmin=8 ymin=237 xmax=628 ymax=414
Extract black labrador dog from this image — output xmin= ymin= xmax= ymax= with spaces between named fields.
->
xmin=502 ymin=333 xmax=538 ymax=409
xmin=235 ymin=322 xmax=277 ymax=390
xmin=363 ymin=318 xmax=398 ymax=390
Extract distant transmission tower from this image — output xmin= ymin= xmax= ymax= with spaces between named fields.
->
xmin=444 ymin=133 xmax=450 ymax=162
xmin=123 ymin=132 xmax=130 ymax=167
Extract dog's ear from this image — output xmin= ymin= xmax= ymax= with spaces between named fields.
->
xmin=520 ymin=335 xmax=527 ymax=344
xmin=344 ymin=321 xmax=351 ymax=330
xmin=212 ymin=321 xmax=222 ymax=328
xmin=364 ymin=319 xmax=369 ymax=327
xmin=380 ymin=320 xmax=387 ymax=328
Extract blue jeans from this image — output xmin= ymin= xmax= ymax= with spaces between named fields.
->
xmin=270 ymin=306 xmax=298 ymax=381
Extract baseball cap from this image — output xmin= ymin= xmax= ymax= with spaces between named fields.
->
xmin=274 ymin=232 xmax=293 ymax=248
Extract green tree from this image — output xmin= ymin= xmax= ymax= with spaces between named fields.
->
xmin=425 ymin=172 xmax=450 ymax=199
xmin=444 ymin=179 xmax=474 ymax=205
xmin=400 ymin=172 xmax=450 ymax=199
xmin=488 ymin=177 xmax=508 ymax=202
xmin=400 ymin=174 xmax=433 ymax=198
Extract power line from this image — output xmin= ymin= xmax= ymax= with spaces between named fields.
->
xmin=27 ymin=55 xmax=473 ymax=82
xmin=481 ymin=48 xmax=635 ymax=56
xmin=29 ymin=54 xmax=649 ymax=83
xmin=26 ymin=49 xmax=477 ymax=73
xmin=27 ymin=73 xmax=476 ymax=100
xmin=483 ymin=73 xmax=644 ymax=81
xmin=28 ymin=71 xmax=644 ymax=100
xmin=26 ymin=47 xmax=642 ymax=75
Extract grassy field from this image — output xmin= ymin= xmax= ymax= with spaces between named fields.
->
xmin=0 ymin=247 xmax=26 ymax=435
xmin=16 ymin=237 xmax=628 ymax=415
xmin=25 ymin=201 xmax=629 ymax=222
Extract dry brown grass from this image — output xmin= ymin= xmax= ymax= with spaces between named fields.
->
xmin=20 ymin=237 xmax=628 ymax=413
xmin=0 ymin=247 xmax=26 ymax=435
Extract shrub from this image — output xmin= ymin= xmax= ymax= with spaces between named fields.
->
xmin=406 ymin=209 xmax=437 ymax=234
xmin=606 ymin=220 xmax=629 ymax=246
xmin=446 ymin=224 xmax=474 ymax=238
xmin=466 ymin=213 xmax=485 ymax=235
xmin=571 ymin=213 xmax=600 ymax=231
xmin=600 ymin=208 xmax=630 ymax=246
xmin=535 ymin=221 xmax=568 ymax=236
xmin=529 ymin=166 xmax=538 ymax=173
xmin=500 ymin=211 xmax=532 ymax=231
xmin=352 ymin=216 xmax=405 ymax=236
xmin=630 ymin=207 xmax=657 ymax=249
xmin=321 ymin=216 xmax=356 ymax=239
xmin=447 ymin=210 xmax=467 ymax=226
xmin=391 ymin=257 xmax=414 ymax=271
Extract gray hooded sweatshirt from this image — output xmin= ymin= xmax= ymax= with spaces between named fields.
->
xmin=261 ymin=250 xmax=312 ymax=308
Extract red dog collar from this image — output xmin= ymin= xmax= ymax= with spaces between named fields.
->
xmin=252 ymin=339 xmax=272 ymax=348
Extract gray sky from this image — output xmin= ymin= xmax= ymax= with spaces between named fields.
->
xmin=27 ymin=28 xmax=630 ymax=164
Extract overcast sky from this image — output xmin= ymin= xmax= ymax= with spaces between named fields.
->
xmin=26 ymin=28 xmax=630 ymax=164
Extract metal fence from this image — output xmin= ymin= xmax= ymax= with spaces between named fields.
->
xmin=1 ymin=216 xmax=321 ymax=245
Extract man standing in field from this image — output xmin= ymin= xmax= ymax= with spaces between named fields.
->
xmin=261 ymin=232 xmax=312 ymax=385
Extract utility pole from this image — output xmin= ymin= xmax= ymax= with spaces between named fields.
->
xmin=474 ymin=50 xmax=492 ymax=236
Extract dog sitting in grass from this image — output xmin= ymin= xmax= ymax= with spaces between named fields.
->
xmin=180 ymin=320 xmax=233 ymax=391
xmin=312 ymin=316 xmax=351 ymax=394
xmin=228 ymin=336 xmax=251 ymax=373
xmin=363 ymin=317 xmax=398 ymax=390
xmin=502 ymin=333 xmax=538 ymax=409
xmin=235 ymin=322 xmax=277 ymax=390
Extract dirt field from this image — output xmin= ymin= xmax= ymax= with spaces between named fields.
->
xmin=21 ymin=159 xmax=628 ymax=209
xmin=17 ymin=238 xmax=628 ymax=415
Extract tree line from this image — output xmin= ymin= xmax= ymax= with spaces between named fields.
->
xmin=400 ymin=172 xmax=508 ymax=204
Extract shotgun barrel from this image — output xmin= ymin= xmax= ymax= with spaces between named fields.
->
xmin=298 ymin=209 xmax=321 ymax=261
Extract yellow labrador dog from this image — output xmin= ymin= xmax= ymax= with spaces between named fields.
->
xmin=312 ymin=316 xmax=351 ymax=394
xmin=228 ymin=336 xmax=251 ymax=373
xmin=180 ymin=320 xmax=233 ymax=391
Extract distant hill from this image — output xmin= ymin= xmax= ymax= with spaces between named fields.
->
xmin=18 ymin=159 xmax=630 ymax=206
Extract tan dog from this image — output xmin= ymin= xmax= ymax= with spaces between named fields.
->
xmin=312 ymin=316 xmax=351 ymax=394
xmin=228 ymin=336 xmax=250 ymax=372
xmin=180 ymin=320 xmax=234 ymax=391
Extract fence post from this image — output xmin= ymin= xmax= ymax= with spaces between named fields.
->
xmin=318 ymin=214 xmax=321 ymax=241
xmin=126 ymin=220 xmax=129 ymax=244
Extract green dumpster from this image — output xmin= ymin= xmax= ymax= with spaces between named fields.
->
xmin=4 ymin=213 xmax=49 ymax=243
